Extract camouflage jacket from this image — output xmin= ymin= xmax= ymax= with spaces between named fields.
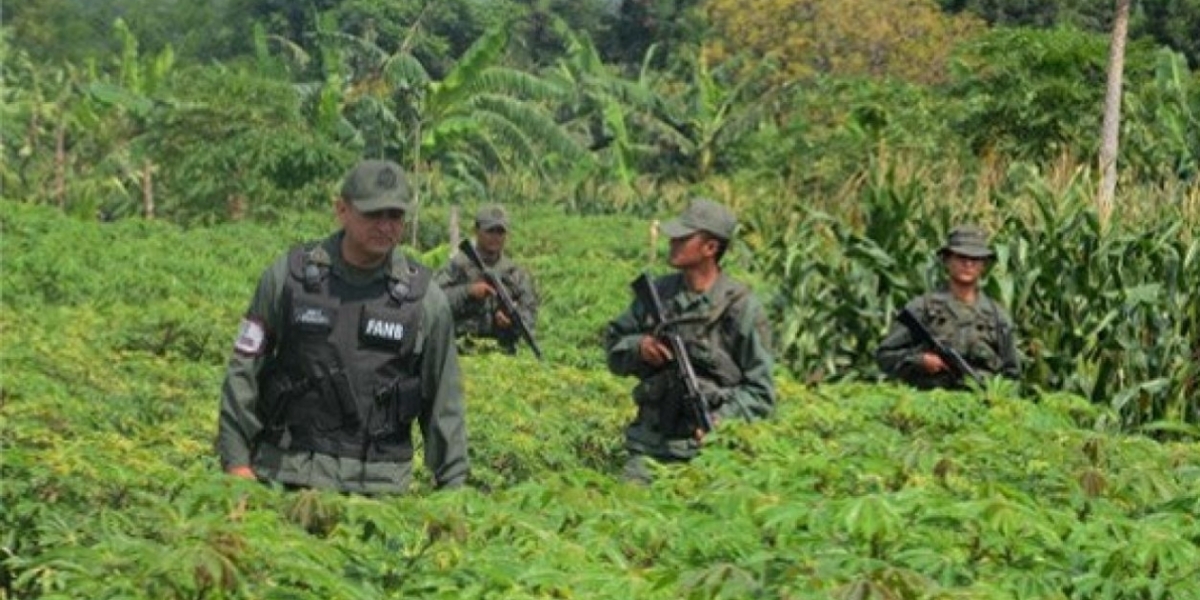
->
xmin=434 ymin=247 xmax=538 ymax=352
xmin=605 ymin=272 xmax=775 ymax=460
xmin=876 ymin=288 xmax=1020 ymax=389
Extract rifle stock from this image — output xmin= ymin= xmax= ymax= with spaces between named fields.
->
xmin=457 ymin=239 xmax=543 ymax=360
xmin=896 ymin=307 xmax=983 ymax=386
xmin=631 ymin=272 xmax=714 ymax=433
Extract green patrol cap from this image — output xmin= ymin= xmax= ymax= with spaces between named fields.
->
xmin=340 ymin=159 xmax=412 ymax=213
xmin=475 ymin=204 xmax=509 ymax=231
xmin=939 ymin=225 xmax=995 ymax=259
xmin=660 ymin=197 xmax=737 ymax=241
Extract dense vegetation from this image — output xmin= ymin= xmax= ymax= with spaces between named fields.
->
xmin=2 ymin=1 xmax=1199 ymax=597
xmin=2 ymin=201 xmax=1198 ymax=599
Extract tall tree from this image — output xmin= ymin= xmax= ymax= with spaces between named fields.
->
xmin=1097 ymin=0 xmax=1131 ymax=225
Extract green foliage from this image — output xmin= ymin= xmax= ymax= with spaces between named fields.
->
xmin=3 ymin=200 xmax=1199 ymax=599
xmin=750 ymin=162 xmax=1200 ymax=426
xmin=948 ymin=26 xmax=1159 ymax=164
xmin=940 ymin=0 xmax=1200 ymax=69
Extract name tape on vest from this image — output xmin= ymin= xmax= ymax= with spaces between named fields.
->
xmin=364 ymin=318 xmax=406 ymax=342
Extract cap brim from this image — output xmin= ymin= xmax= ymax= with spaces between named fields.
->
xmin=354 ymin=197 xmax=409 ymax=213
xmin=478 ymin=220 xmax=508 ymax=231
xmin=660 ymin=219 xmax=698 ymax=239
xmin=940 ymin=245 xmax=994 ymax=259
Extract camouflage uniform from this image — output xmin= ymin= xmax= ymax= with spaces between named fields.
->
xmin=216 ymin=161 xmax=468 ymax=494
xmin=435 ymin=205 xmax=538 ymax=354
xmin=605 ymin=199 xmax=775 ymax=478
xmin=876 ymin=226 xmax=1020 ymax=389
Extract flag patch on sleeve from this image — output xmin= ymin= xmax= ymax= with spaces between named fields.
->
xmin=233 ymin=318 xmax=267 ymax=356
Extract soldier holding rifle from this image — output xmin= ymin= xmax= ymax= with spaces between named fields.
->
xmin=876 ymin=225 xmax=1020 ymax=390
xmin=605 ymin=198 xmax=775 ymax=483
xmin=435 ymin=204 xmax=541 ymax=358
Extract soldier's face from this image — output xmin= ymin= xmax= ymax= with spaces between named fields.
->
xmin=668 ymin=232 xmax=718 ymax=268
xmin=337 ymin=199 xmax=405 ymax=263
xmin=944 ymin=252 xmax=986 ymax=285
xmin=476 ymin=226 xmax=507 ymax=255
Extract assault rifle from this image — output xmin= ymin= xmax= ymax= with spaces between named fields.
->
xmin=631 ymin=272 xmax=714 ymax=433
xmin=457 ymin=239 xmax=543 ymax=361
xmin=896 ymin=307 xmax=983 ymax=386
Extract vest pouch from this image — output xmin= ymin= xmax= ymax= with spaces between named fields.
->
xmin=286 ymin=364 xmax=357 ymax=436
xmin=370 ymin=377 xmax=421 ymax=443
xmin=633 ymin=370 xmax=674 ymax=407
xmin=259 ymin=370 xmax=306 ymax=434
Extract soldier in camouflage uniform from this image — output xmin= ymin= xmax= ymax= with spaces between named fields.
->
xmin=435 ymin=204 xmax=539 ymax=355
xmin=605 ymin=198 xmax=776 ymax=483
xmin=876 ymin=225 xmax=1020 ymax=389
xmin=217 ymin=160 xmax=469 ymax=494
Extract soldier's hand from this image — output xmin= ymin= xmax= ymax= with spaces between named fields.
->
xmin=920 ymin=352 xmax=949 ymax=374
xmin=468 ymin=281 xmax=495 ymax=300
xmin=638 ymin=335 xmax=673 ymax=367
xmin=494 ymin=309 xmax=512 ymax=329
xmin=226 ymin=465 xmax=256 ymax=480
xmin=693 ymin=415 xmax=720 ymax=443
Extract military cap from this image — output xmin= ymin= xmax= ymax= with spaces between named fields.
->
xmin=938 ymin=225 xmax=995 ymax=259
xmin=340 ymin=159 xmax=412 ymax=213
xmin=660 ymin=197 xmax=737 ymax=241
xmin=475 ymin=204 xmax=509 ymax=231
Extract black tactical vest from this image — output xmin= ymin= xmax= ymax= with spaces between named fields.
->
xmin=258 ymin=243 xmax=431 ymax=462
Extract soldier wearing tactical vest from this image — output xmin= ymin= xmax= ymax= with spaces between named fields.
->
xmin=876 ymin=225 xmax=1020 ymax=389
xmin=605 ymin=198 xmax=776 ymax=483
xmin=216 ymin=160 xmax=469 ymax=494
xmin=434 ymin=204 xmax=539 ymax=355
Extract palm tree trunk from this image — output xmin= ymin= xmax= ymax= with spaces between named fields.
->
xmin=1097 ymin=0 xmax=1131 ymax=227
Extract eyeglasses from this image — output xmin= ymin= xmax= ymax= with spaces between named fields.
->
xmin=358 ymin=208 xmax=405 ymax=221
xmin=482 ymin=227 xmax=507 ymax=235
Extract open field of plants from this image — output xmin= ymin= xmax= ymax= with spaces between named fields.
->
xmin=4 ymin=1 xmax=1200 ymax=597
xmin=3 ymin=199 xmax=1199 ymax=599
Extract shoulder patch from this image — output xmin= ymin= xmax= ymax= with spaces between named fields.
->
xmin=233 ymin=318 xmax=267 ymax=356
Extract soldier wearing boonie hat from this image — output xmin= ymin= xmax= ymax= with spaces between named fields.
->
xmin=937 ymin=225 xmax=995 ymax=260
xmin=605 ymin=197 xmax=776 ymax=484
xmin=216 ymin=159 xmax=468 ymax=495
xmin=877 ymin=224 xmax=1020 ymax=390
xmin=435 ymin=203 xmax=539 ymax=355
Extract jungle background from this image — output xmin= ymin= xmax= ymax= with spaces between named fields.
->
xmin=2 ymin=0 xmax=1199 ymax=598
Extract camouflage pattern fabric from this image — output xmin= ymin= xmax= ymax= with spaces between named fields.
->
xmin=876 ymin=288 xmax=1020 ymax=389
xmin=435 ymin=249 xmax=538 ymax=354
xmin=606 ymin=272 xmax=775 ymax=462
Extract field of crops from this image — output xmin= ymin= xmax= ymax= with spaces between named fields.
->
xmin=2 ymin=199 xmax=1199 ymax=599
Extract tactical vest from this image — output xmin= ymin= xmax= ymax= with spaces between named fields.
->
xmin=449 ymin=252 xmax=519 ymax=339
xmin=917 ymin=291 xmax=1012 ymax=386
xmin=635 ymin=274 xmax=750 ymax=435
xmin=258 ymin=243 xmax=430 ymax=462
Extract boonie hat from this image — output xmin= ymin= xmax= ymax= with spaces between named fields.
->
xmin=938 ymin=225 xmax=994 ymax=259
xmin=340 ymin=160 xmax=412 ymax=213
xmin=476 ymin=204 xmax=509 ymax=231
xmin=660 ymin=197 xmax=737 ymax=241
